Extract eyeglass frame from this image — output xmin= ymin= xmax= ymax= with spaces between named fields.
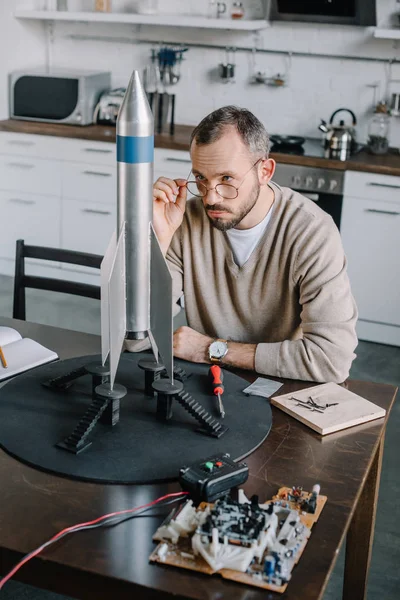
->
xmin=185 ymin=157 xmax=264 ymax=200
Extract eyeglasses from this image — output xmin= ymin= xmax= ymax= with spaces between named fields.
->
xmin=186 ymin=158 xmax=263 ymax=200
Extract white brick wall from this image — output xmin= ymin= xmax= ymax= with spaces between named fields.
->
xmin=4 ymin=0 xmax=400 ymax=146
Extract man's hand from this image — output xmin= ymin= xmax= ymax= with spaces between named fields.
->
xmin=153 ymin=177 xmax=187 ymax=255
xmin=173 ymin=326 xmax=213 ymax=363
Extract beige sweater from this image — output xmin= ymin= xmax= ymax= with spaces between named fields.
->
xmin=166 ymin=182 xmax=358 ymax=383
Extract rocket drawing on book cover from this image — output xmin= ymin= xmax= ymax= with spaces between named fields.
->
xmin=100 ymin=70 xmax=174 ymax=388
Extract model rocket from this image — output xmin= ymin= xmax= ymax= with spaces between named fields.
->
xmin=109 ymin=70 xmax=173 ymax=379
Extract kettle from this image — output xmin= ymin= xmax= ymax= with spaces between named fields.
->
xmin=93 ymin=88 xmax=126 ymax=125
xmin=318 ymin=108 xmax=357 ymax=161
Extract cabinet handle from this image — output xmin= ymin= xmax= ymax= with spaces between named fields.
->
xmin=7 ymin=162 xmax=35 ymax=169
xmin=368 ymin=182 xmax=400 ymax=190
xmin=82 ymin=208 xmax=112 ymax=215
xmin=8 ymin=198 xmax=36 ymax=205
xmin=83 ymin=170 xmax=112 ymax=177
xmin=84 ymin=148 xmax=113 ymax=154
xmin=365 ymin=209 xmax=400 ymax=216
xmin=302 ymin=193 xmax=320 ymax=201
xmin=165 ymin=157 xmax=191 ymax=164
xmin=7 ymin=140 xmax=35 ymax=147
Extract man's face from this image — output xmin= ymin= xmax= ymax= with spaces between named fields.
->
xmin=190 ymin=128 xmax=262 ymax=231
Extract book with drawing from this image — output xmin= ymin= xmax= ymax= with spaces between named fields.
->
xmin=0 ymin=326 xmax=58 ymax=381
xmin=271 ymin=382 xmax=386 ymax=435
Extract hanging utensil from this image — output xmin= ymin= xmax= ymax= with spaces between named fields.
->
xmin=218 ymin=46 xmax=236 ymax=83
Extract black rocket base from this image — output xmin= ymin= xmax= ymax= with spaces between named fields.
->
xmin=0 ymin=353 xmax=272 ymax=484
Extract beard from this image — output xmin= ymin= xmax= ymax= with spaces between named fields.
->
xmin=205 ymin=179 xmax=261 ymax=232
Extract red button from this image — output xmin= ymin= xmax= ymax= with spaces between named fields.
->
xmin=215 ymin=461 xmax=223 ymax=467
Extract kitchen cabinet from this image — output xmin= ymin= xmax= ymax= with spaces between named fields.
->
xmin=0 ymin=190 xmax=61 ymax=263
xmin=341 ymin=171 xmax=400 ymax=346
xmin=61 ymin=198 xmax=116 ymax=276
xmin=62 ymin=162 xmax=116 ymax=204
xmin=154 ymin=148 xmax=192 ymax=182
xmin=0 ymin=155 xmax=61 ymax=197
xmin=0 ymin=132 xmax=191 ymax=283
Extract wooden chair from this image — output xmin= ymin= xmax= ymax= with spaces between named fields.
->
xmin=13 ymin=239 xmax=103 ymax=321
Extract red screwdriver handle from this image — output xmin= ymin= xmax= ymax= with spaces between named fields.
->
xmin=209 ymin=365 xmax=224 ymax=396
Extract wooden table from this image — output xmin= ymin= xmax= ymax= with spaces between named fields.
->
xmin=0 ymin=317 xmax=397 ymax=600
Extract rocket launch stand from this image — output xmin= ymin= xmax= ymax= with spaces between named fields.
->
xmin=0 ymin=353 xmax=273 ymax=484
xmin=44 ymin=361 xmax=128 ymax=454
xmin=139 ymin=358 xmax=228 ymax=438
xmin=42 ymin=355 xmax=227 ymax=455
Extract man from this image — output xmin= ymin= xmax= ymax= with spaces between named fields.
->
xmin=133 ymin=106 xmax=358 ymax=383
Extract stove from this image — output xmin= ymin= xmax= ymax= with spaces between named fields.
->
xmin=270 ymin=136 xmax=345 ymax=229
xmin=271 ymin=136 xmax=327 ymax=158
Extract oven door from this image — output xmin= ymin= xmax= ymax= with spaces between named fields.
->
xmin=268 ymin=0 xmax=376 ymax=26
xmin=296 ymin=191 xmax=343 ymax=231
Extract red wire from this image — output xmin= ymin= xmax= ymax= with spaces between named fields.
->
xmin=0 ymin=491 xmax=188 ymax=590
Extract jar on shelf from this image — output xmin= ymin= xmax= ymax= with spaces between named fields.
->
xmin=231 ymin=1 xmax=245 ymax=19
xmin=95 ymin=0 xmax=111 ymax=12
xmin=367 ymin=104 xmax=390 ymax=155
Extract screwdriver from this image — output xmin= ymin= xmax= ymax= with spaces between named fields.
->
xmin=209 ymin=365 xmax=225 ymax=418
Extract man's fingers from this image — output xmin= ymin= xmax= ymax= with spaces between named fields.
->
xmin=154 ymin=181 xmax=177 ymax=204
xmin=175 ymin=185 xmax=187 ymax=213
xmin=153 ymin=188 xmax=170 ymax=205
xmin=156 ymin=177 xmax=180 ymax=195
xmin=174 ymin=178 xmax=187 ymax=187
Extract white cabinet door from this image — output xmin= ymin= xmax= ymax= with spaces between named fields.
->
xmin=0 ymin=156 xmax=61 ymax=196
xmin=0 ymin=132 xmax=65 ymax=160
xmin=344 ymin=170 xmax=400 ymax=202
xmin=154 ymin=148 xmax=191 ymax=182
xmin=61 ymin=138 xmax=116 ymax=166
xmin=0 ymin=191 xmax=61 ymax=259
xmin=341 ymin=195 xmax=400 ymax=326
xmin=62 ymin=162 xmax=116 ymax=205
xmin=61 ymin=198 xmax=116 ymax=258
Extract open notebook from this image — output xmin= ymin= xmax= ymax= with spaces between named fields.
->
xmin=0 ymin=326 xmax=58 ymax=381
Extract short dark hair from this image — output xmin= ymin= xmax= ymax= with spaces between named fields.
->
xmin=190 ymin=106 xmax=270 ymax=158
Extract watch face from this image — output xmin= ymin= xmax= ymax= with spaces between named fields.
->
xmin=211 ymin=341 xmax=227 ymax=358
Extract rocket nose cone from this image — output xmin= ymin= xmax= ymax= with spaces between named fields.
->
xmin=117 ymin=70 xmax=154 ymax=137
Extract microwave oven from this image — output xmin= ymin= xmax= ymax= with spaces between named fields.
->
xmin=9 ymin=68 xmax=111 ymax=126
xmin=268 ymin=0 xmax=376 ymax=26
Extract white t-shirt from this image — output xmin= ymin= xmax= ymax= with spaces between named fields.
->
xmin=226 ymin=206 xmax=273 ymax=267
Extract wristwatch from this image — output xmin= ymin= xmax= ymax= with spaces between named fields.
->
xmin=208 ymin=338 xmax=229 ymax=364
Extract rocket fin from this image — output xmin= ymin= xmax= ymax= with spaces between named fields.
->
xmin=100 ymin=230 xmax=117 ymax=366
xmin=148 ymin=330 xmax=159 ymax=364
xmin=108 ymin=225 xmax=126 ymax=389
xmin=150 ymin=224 xmax=174 ymax=381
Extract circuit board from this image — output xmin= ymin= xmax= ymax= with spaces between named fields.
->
xmin=149 ymin=486 xmax=327 ymax=592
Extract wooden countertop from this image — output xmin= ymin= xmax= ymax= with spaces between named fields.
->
xmin=1 ymin=119 xmax=400 ymax=177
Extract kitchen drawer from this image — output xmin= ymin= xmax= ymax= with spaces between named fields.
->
xmin=62 ymin=138 xmax=116 ymax=166
xmin=0 ymin=132 xmax=65 ymax=160
xmin=61 ymin=198 xmax=116 ymax=261
xmin=154 ymin=148 xmax=192 ymax=180
xmin=62 ymin=162 xmax=116 ymax=204
xmin=0 ymin=191 xmax=61 ymax=260
xmin=341 ymin=195 xmax=400 ymax=326
xmin=0 ymin=155 xmax=61 ymax=196
xmin=344 ymin=171 xmax=400 ymax=203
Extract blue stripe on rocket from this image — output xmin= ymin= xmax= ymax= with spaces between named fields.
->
xmin=117 ymin=135 xmax=154 ymax=164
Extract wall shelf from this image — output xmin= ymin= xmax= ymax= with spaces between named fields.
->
xmin=14 ymin=10 xmax=269 ymax=31
xmin=374 ymin=28 xmax=400 ymax=40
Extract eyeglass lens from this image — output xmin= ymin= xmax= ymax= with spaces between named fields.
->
xmin=186 ymin=181 xmax=237 ymax=199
